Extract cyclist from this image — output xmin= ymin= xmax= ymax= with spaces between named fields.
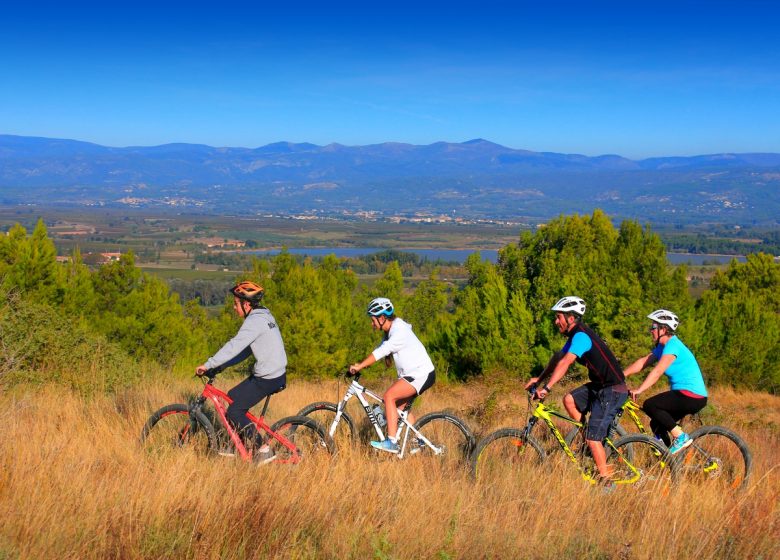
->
xmin=195 ymin=281 xmax=288 ymax=463
xmin=525 ymin=296 xmax=628 ymax=482
xmin=349 ymin=297 xmax=435 ymax=453
xmin=624 ymin=309 xmax=708 ymax=454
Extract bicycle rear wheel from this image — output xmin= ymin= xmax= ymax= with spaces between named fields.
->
xmin=140 ymin=404 xmax=217 ymax=457
xmin=470 ymin=428 xmax=545 ymax=483
xmin=677 ymin=426 xmax=751 ymax=490
xmin=268 ymin=415 xmax=335 ymax=464
xmin=296 ymin=401 xmax=356 ymax=449
xmin=411 ymin=412 xmax=475 ymax=466
xmin=606 ymin=434 xmax=675 ymax=491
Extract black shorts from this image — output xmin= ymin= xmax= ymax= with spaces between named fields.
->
xmin=402 ymin=369 xmax=435 ymax=395
xmin=569 ymin=382 xmax=628 ymax=441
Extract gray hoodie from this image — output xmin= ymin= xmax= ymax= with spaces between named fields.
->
xmin=204 ymin=307 xmax=287 ymax=379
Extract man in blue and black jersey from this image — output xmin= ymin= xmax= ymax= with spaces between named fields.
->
xmin=525 ymin=296 xmax=628 ymax=482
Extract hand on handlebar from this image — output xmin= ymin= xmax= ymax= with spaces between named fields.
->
xmin=195 ymin=365 xmax=208 ymax=377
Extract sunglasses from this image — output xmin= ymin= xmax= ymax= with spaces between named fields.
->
xmin=649 ymin=325 xmax=661 ymax=332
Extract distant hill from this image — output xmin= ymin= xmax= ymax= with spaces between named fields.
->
xmin=1 ymin=134 xmax=779 ymax=224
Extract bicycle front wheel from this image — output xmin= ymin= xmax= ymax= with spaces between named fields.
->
xmin=606 ymin=434 xmax=675 ymax=491
xmin=411 ymin=412 xmax=475 ymax=466
xmin=268 ymin=415 xmax=335 ymax=464
xmin=677 ymin=426 xmax=751 ymax=490
xmin=470 ymin=428 xmax=545 ymax=483
xmin=140 ymin=403 xmax=217 ymax=457
xmin=296 ymin=401 xmax=356 ymax=449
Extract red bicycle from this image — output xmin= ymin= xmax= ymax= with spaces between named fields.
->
xmin=141 ymin=370 xmax=334 ymax=463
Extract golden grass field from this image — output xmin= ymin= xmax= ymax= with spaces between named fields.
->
xmin=1 ymin=377 xmax=778 ymax=559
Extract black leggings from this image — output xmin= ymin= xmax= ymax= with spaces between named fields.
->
xmin=226 ymin=374 xmax=286 ymax=448
xmin=642 ymin=390 xmax=707 ymax=446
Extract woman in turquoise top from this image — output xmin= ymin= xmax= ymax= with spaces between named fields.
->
xmin=624 ymin=309 xmax=708 ymax=454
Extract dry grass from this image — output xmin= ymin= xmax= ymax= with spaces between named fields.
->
xmin=1 ymin=378 xmax=778 ymax=559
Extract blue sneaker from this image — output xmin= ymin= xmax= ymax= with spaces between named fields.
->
xmin=370 ymin=439 xmax=400 ymax=454
xmin=668 ymin=432 xmax=693 ymax=455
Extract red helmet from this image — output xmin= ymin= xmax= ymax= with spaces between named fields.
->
xmin=230 ymin=281 xmax=264 ymax=304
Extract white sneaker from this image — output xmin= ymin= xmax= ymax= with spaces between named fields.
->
xmin=254 ymin=448 xmax=276 ymax=465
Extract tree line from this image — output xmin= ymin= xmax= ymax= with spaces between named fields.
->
xmin=1 ymin=210 xmax=778 ymax=394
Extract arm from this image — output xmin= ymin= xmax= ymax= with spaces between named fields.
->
xmin=623 ymin=353 xmax=656 ymax=377
xmin=349 ymin=353 xmax=377 ymax=374
xmin=630 ymin=354 xmax=676 ymax=399
xmin=533 ymin=352 xmax=577 ymax=399
xmin=524 ymin=349 xmax=564 ymax=389
xmin=197 ymin=315 xmax=261 ymax=374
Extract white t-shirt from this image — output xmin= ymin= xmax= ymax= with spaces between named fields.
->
xmin=371 ymin=318 xmax=434 ymax=392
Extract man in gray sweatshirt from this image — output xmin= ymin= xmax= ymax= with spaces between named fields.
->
xmin=196 ymin=280 xmax=287 ymax=463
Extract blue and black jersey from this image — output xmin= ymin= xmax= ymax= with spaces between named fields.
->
xmin=562 ymin=322 xmax=626 ymax=389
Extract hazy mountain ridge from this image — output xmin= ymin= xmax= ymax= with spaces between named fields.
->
xmin=1 ymin=134 xmax=779 ymax=223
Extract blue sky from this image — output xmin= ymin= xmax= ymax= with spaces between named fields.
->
xmin=1 ymin=1 xmax=778 ymax=158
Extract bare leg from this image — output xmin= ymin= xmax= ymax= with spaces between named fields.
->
xmin=384 ymin=379 xmax=417 ymax=440
xmin=563 ymin=393 xmax=582 ymax=422
xmin=586 ymin=439 xmax=612 ymax=478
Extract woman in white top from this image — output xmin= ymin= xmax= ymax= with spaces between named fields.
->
xmin=349 ymin=297 xmax=436 ymax=453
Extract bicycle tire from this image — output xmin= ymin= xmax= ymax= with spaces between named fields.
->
xmin=470 ymin=428 xmax=546 ymax=482
xmin=296 ymin=401 xmax=356 ymax=448
xmin=678 ymin=425 xmax=751 ymax=490
xmin=606 ymin=434 xmax=675 ymax=490
xmin=411 ymin=412 xmax=475 ymax=465
xmin=564 ymin=423 xmax=630 ymax=462
xmin=140 ymin=403 xmax=217 ymax=456
xmin=268 ymin=415 xmax=335 ymax=464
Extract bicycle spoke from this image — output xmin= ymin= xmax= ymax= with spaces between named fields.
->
xmin=677 ymin=428 xmax=751 ymax=490
xmin=607 ymin=435 xmax=674 ymax=492
xmin=471 ymin=429 xmax=545 ymax=484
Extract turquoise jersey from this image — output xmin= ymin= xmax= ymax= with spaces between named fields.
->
xmin=651 ymin=336 xmax=707 ymax=397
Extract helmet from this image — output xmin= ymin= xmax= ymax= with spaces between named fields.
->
xmin=367 ymin=297 xmax=394 ymax=317
xmin=551 ymin=296 xmax=586 ymax=317
xmin=647 ymin=309 xmax=679 ymax=332
xmin=230 ymin=281 xmax=265 ymax=304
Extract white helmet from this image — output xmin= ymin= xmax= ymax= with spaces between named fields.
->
xmin=551 ymin=296 xmax=586 ymax=317
xmin=367 ymin=297 xmax=394 ymax=317
xmin=647 ymin=309 xmax=679 ymax=331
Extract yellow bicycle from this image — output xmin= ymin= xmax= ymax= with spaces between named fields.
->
xmin=471 ymin=387 xmax=674 ymax=489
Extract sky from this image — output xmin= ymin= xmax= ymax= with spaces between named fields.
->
xmin=1 ymin=1 xmax=779 ymax=158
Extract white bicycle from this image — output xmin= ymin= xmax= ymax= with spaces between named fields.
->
xmin=297 ymin=372 xmax=474 ymax=465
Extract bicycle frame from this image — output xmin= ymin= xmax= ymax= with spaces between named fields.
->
xmin=332 ymin=375 xmax=443 ymax=458
xmin=195 ymin=378 xmax=301 ymax=464
xmin=619 ymin=399 xmax=648 ymax=434
xmin=523 ymin=396 xmax=646 ymax=485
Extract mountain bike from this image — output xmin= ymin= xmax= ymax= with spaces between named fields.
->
xmin=471 ymin=386 xmax=674 ymax=489
xmin=566 ymin=397 xmax=752 ymax=489
xmin=141 ymin=369 xmax=334 ymax=463
xmin=297 ymin=372 xmax=474 ymax=465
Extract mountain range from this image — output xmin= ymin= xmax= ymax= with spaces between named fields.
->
xmin=2 ymin=134 xmax=779 ymax=224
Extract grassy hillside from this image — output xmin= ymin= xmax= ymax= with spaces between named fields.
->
xmin=1 ymin=378 xmax=777 ymax=559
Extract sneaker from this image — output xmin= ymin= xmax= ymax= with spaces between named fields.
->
xmin=409 ymin=437 xmax=426 ymax=455
xmin=253 ymin=447 xmax=276 ymax=465
xmin=600 ymin=481 xmax=617 ymax=494
xmin=370 ymin=439 xmax=400 ymax=454
xmin=668 ymin=432 xmax=693 ymax=455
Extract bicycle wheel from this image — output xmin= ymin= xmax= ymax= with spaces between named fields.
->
xmin=470 ymin=428 xmax=545 ymax=483
xmin=268 ymin=415 xmax=335 ymax=464
xmin=296 ymin=401 xmax=356 ymax=448
xmin=564 ymin=423 xmax=630 ymax=463
xmin=140 ymin=403 xmax=217 ymax=456
xmin=677 ymin=426 xmax=751 ymax=490
xmin=411 ymin=412 xmax=475 ymax=466
xmin=606 ymin=434 xmax=675 ymax=490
